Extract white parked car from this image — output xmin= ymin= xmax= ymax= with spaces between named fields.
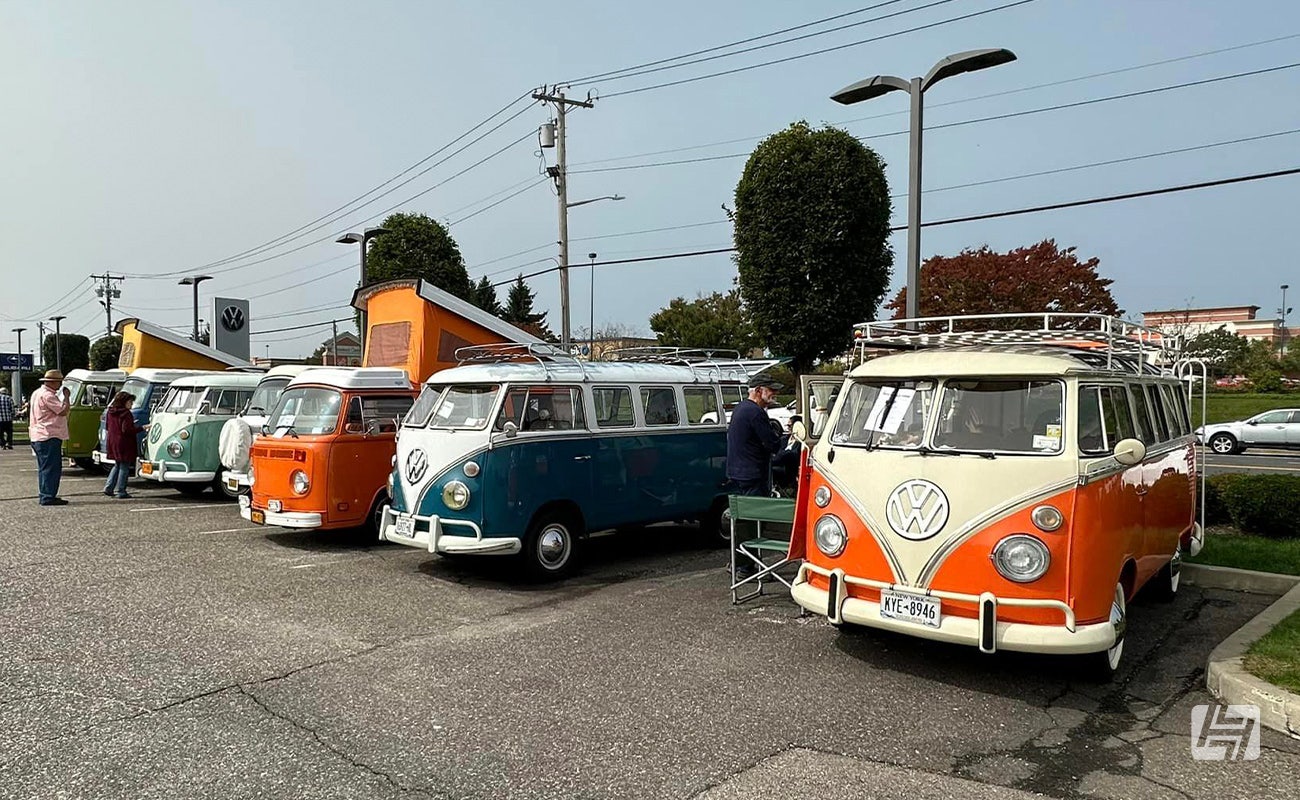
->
xmin=699 ymin=385 xmax=794 ymax=436
xmin=1196 ymin=408 xmax=1300 ymax=454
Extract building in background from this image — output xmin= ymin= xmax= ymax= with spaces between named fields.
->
xmin=1143 ymin=305 xmax=1298 ymax=348
xmin=315 ymin=331 xmax=363 ymax=366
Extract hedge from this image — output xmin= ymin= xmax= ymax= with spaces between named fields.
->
xmin=1204 ymin=473 xmax=1300 ymax=539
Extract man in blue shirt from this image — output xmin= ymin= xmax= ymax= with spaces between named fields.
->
xmin=726 ymin=376 xmax=783 ymax=496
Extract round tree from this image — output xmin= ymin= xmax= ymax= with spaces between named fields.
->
xmin=89 ymin=335 xmax=122 ymax=371
xmin=733 ymin=122 xmax=893 ymax=372
xmin=365 ymin=212 xmax=472 ymax=301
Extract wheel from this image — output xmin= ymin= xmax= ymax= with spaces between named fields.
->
xmin=216 ymin=477 xmax=243 ymax=499
xmin=521 ymin=510 xmax=581 ymax=580
xmin=365 ymin=495 xmax=388 ymax=541
xmin=1084 ymin=582 xmax=1127 ymax=681
xmin=175 ymin=483 xmax=208 ymax=498
xmin=1149 ymin=546 xmax=1181 ymax=602
xmin=701 ymin=497 xmax=731 ymax=547
xmin=1207 ymin=432 xmax=1238 ymax=455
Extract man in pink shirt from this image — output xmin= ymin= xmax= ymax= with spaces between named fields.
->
xmin=30 ymin=369 xmax=72 ymax=506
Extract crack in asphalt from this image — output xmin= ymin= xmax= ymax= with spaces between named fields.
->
xmin=235 ymin=686 xmax=444 ymax=799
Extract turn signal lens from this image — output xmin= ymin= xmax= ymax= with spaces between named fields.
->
xmin=177 ymin=429 xmax=189 ymax=440
xmin=1031 ymin=505 xmax=1064 ymax=532
xmin=813 ymin=485 xmax=832 ymax=508
xmin=463 ymin=461 xmax=481 ymax=478
xmin=991 ymin=535 xmax=1050 ymax=583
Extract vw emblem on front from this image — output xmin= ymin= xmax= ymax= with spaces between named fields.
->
xmin=885 ymin=479 xmax=950 ymax=540
xmin=150 ymin=425 xmax=162 ymax=443
xmin=405 ymin=449 xmax=429 ymax=484
xmin=221 ymin=305 xmax=246 ymax=332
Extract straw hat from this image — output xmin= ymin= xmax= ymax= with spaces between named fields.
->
xmin=40 ymin=369 xmax=65 ymax=382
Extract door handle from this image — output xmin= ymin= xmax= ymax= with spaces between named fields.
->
xmin=573 ymin=455 xmax=592 ymax=462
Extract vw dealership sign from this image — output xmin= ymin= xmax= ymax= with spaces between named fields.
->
xmin=212 ymin=297 xmax=250 ymax=361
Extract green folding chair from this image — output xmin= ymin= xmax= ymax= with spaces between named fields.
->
xmin=729 ymin=494 xmax=798 ymax=603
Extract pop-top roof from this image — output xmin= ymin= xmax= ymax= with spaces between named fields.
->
xmin=351 ymin=279 xmax=544 ymax=345
xmin=287 ymin=367 xmax=412 ymax=391
xmin=114 ymin=318 xmax=251 ymax=368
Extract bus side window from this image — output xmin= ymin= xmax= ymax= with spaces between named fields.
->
xmin=495 ymin=388 xmax=527 ymax=431
xmin=1160 ymin=384 xmax=1190 ymax=436
xmin=1078 ymin=386 xmax=1107 ymax=454
xmin=1126 ymin=384 xmax=1155 ymax=444
xmin=362 ymin=395 xmax=415 ymax=433
xmin=685 ymin=386 xmax=720 ymax=425
xmin=1104 ymin=386 xmax=1137 ymax=443
xmin=592 ymin=386 xmax=634 ymax=428
xmin=344 ymin=397 xmax=364 ymax=431
xmin=1145 ymin=385 xmax=1170 ymax=443
xmin=641 ymin=386 xmax=680 ymax=426
xmin=520 ymin=386 xmax=584 ymax=431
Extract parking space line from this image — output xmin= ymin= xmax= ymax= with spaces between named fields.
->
xmin=1207 ymin=464 xmax=1300 ymax=472
xmin=197 ymin=527 xmax=257 ymax=535
xmin=130 ymin=503 xmax=230 ymax=513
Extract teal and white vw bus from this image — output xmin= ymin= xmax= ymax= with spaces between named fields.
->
xmin=138 ymin=372 xmax=262 ymax=496
xmin=380 ymin=345 xmax=770 ymax=578
xmin=93 ymin=368 xmax=210 ymax=470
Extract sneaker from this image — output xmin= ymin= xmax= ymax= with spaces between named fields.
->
xmin=115 ymin=493 xmax=132 ymax=499
xmin=103 ymin=490 xmax=114 ymax=497
xmin=40 ymin=498 xmax=69 ymax=506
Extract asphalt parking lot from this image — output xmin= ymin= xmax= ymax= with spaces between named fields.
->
xmin=2 ymin=447 xmax=1299 ymax=799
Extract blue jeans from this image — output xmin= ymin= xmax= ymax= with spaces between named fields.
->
xmin=32 ymin=438 xmax=63 ymax=504
xmin=104 ymin=462 xmax=130 ymax=497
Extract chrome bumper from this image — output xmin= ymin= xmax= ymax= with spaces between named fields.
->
xmin=379 ymin=505 xmax=520 ymax=555
xmin=238 ymin=496 xmax=322 ymax=529
xmin=792 ymin=563 xmax=1116 ymax=655
xmin=136 ymin=459 xmax=214 ymax=483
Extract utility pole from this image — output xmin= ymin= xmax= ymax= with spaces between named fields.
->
xmin=91 ymin=273 xmax=124 ymax=336
xmin=331 ymin=319 xmax=339 ymax=366
xmin=36 ymin=322 xmax=46 ymax=371
xmin=49 ymin=315 xmax=66 ymax=373
xmin=534 ymin=87 xmax=594 ymax=348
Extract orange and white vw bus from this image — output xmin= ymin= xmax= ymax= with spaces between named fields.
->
xmin=789 ymin=314 xmax=1202 ymax=678
xmin=239 ymin=368 xmax=415 ymax=533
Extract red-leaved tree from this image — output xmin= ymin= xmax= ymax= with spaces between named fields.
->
xmin=886 ymin=240 xmax=1121 ymax=325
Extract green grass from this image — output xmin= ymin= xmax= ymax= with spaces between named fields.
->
xmin=1245 ymin=609 xmax=1300 ymax=694
xmin=1188 ymin=531 xmax=1300 ymax=576
xmin=1195 ymin=393 xmax=1297 ymax=428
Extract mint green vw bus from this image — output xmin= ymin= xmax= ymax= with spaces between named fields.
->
xmin=138 ymin=372 xmax=262 ymax=497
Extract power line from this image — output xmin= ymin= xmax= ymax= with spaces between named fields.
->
xmin=564 ymin=0 xmax=913 ymax=85
xmin=492 ymin=165 xmax=1300 ymax=286
xmin=448 ymin=178 xmax=549 ymax=226
xmin=575 ymin=0 xmax=949 ymax=86
xmin=573 ymin=61 xmax=1300 ymax=175
xmin=251 ymin=317 xmax=352 ymax=337
xmin=603 ymin=0 xmax=1040 ymax=99
xmin=126 ymin=102 xmax=541 ymax=280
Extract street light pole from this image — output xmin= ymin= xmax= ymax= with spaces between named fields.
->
xmin=1282 ymin=283 xmax=1291 ymax=354
xmin=831 ymin=48 xmax=1016 ymax=319
xmin=588 ymin=252 xmax=598 ymax=352
xmin=178 ymin=275 xmax=213 ymax=342
xmin=337 ymin=226 xmax=389 ymax=353
xmin=49 ymin=315 xmax=66 ymax=373
xmin=10 ymin=327 xmax=25 ymax=402
xmin=36 ymin=322 xmax=45 ymax=371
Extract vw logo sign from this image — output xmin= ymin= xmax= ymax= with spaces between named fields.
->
xmin=150 ymin=425 xmax=162 ymax=443
xmin=221 ymin=305 xmax=246 ymax=332
xmin=885 ymin=479 xmax=950 ymax=541
xmin=405 ymin=449 xmax=429 ymax=484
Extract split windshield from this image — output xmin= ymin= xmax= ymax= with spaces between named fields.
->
xmin=266 ymin=387 xmax=342 ymax=435
xmin=830 ymin=378 xmax=1065 ymax=454
xmin=120 ymin=378 xmax=152 ymax=411
xmin=247 ymin=378 xmax=290 ymax=416
xmin=160 ymin=385 xmax=206 ymax=414
xmin=405 ymin=384 xmax=500 ymax=430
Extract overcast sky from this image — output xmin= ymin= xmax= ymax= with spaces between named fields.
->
xmin=2 ymin=0 xmax=1298 ymax=358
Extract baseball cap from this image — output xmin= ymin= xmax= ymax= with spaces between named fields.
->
xmin=748 ymin=375 xmax=785 ymax=391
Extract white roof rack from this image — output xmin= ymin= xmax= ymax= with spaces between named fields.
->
xmin=855 ymin=313 xmax=1178 ymax=374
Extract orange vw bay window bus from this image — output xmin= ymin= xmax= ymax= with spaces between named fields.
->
xmin=789 ymin=314 xmax=1201 ymax=679
xmin=239 ymin=368 xmax=415 ymax=533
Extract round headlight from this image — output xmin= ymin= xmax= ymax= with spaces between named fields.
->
xmin=442 ymin=480 xmax=470 ymax=510
xmin=166 ymin=441 xmax=183 ymax=457
xmin=991 ymin=535 xmax=1051 ymax=583
xmin=247 ymin=464 xmax=255 ymax=487
xmin=1031 ymin=505 xmax=1064 ymax=532
xmin=463 ymin=461 xmax=481 ymax=478
xmin=178 ymin=429 xmax=189 ymax=440
xmin=814 ymin=514 xmax=847 ymax=557
xmin=813 ymin=485 xmax=832 ymax=508
xmin=291 ymin=469 xmax=310 ymax=496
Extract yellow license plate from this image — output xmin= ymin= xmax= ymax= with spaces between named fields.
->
xmin=140 ymin=463 xmax=154 ymax=475
xmin=250 ymin=510 xmax=265 ymax=525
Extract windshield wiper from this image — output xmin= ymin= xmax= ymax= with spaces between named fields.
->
xmin=248 ymin=406 xmax=265 ymax=414
xmin=865 ymin=382 xmax=904 ymax=452
xmin=274 ymin=424 xmax=300 ymax=439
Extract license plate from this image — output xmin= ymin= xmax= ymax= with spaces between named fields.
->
xmin=140 ymin=462 xmax=154 ymax=475
xmin=250 ymin=509 xmax=265 ymax=525
xmin=879 ymin=589 xmax=941 ymax=629
xmin=268 ymin=500 xmax=282 ymax=513
xmin=92 ymin=452 xmax=101 ymax=464
xmin=227 ymin=478 xmax=239 ymax=491
xmin=394 ymin=514 xmax=416 ymax=538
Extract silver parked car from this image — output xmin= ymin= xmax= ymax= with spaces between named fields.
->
xmin=1196 ymin=408 xmax=1300 ymax=454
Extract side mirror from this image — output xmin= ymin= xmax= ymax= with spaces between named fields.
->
xmin=1246 ymin=419 xmax=1258 ymax=426
xmin=260 ymin=424 xmax=269 ymax=435
xmin=364 ymin=419 xmax=383 ymax=437
xmin=503 ymin=421 xmax=519 ymax=439
xmin=344 ymin=422 xmax=364 ymax=435
xmin=1113 ymin=437 xmax=1147 ymax=466
xmin=791 ymin=420 xmax=809 ymax=444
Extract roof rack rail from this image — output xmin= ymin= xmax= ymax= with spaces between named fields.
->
xmin=605 ymin=346 xmax=743 ymax=364
xmin=454 ymin=342 xmax=575 ymax=365
xmin=853 ymin=313 xmax=1179 ymax=374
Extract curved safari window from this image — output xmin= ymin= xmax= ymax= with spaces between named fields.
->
xmin=829 ymin=380 xmax=936 ymax=449
xmin=267 ymin=387 xmax=342 ymax=436
xmin=933 ymin=379 xmax=1064 ymax=454
xmin=406 ymin=384 xmax=500 ymax=430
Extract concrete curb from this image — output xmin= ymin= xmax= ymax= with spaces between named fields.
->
xmin=1183 ymin=562 xmax=1300 ymax=595
xmin=1203 ymin=577 xmax=1300 ymax=740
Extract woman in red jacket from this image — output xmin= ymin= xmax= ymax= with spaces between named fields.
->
xmin=104 ymin=391 xmax=147 ymax=499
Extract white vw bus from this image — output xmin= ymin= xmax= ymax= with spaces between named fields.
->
xmin=219 ymin=365 xmax=319 ymax=496
xmin=789 ymin=314 xmax=1201 ymax=678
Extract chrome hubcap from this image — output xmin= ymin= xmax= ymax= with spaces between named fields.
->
xmin=538 ymin=526 xmax=570 ymax=568
xmin=1107 ymin=584 xmax=1126 ymax=670
xmin=1170 ymin=548 xmax=1182 ymax=592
